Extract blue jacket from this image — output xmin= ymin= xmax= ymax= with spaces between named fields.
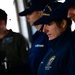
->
xmin=28 ymin=27 xmax=49 ymax=75
xmin=37 ymin=28 xmax=75 ymax=75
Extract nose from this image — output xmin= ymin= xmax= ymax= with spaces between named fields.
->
xmin=43 ymin=25 xmax=49 ymax=33
xmin=67 ymin=12 xmax=71 ymax=18
xmin=67 ymin=10 xmax=73 ymax=18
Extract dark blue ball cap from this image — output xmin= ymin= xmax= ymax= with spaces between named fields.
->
xmin=34 ymin=2 xmax=64 ymax=25
xmin=65 ymin=0 xmax=75 ymax=8
xmin=59 ymin=0 xmax=75 ymax=9
xmin=19 ymin=0 xmax=50 ymax=16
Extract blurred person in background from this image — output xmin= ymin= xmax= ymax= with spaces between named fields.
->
xmin=58 ymin=0 xmax=75 ymax=22
xmin=0 ymin=9 xmax=29 ymax=75
xmin=67 ymin=0 xmax=75 ymax=22
xmin=67 ymin=6 xmax=75 ymax=22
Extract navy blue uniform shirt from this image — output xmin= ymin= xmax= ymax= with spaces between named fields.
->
xmin=37 ymin=28 xmax=75 ymax=75
xmin=28 ymin=26 xmax=48 ymax=75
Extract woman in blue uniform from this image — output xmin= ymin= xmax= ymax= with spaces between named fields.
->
xmin=34 ymin=3 xmax=75 ymax=75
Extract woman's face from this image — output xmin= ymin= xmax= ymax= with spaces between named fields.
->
xmin=26 ymin=11 xmax=43 ymax=26
xmin=43 ymin=21 xmax=66 ymax=40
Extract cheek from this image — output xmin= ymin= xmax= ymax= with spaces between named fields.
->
xmin=30 ymin=15 xmax=36 ymax=22
xmin=33 ymin=16 xmax=39 ymax=22
xmin=27 ymin=16 xmax=34 ymax=23
xmin=26 ymin=16 xmax=30 ymax=21
xmin=72 ymin=10 xmax=75 ymax=14
xmin=56 ymin=28 xmax=63 ymax=37
xmin=52 ymin=28 xmax=61 ymax=37
xmin=68 ymin=10 xmax=75 ymax=17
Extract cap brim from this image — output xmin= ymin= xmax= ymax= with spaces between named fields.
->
xmin=34 ymin=16 xmax=54 ymax=25
xmin=59 ymin=0 xmax=75 ymax=9
xmin=19 ymin=9 xmax=34 ymax=16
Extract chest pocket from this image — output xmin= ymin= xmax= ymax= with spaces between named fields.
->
xmin=1 ymin=36 xmax=20 ymax=64
xmin=2 ymin=37 xmax=14 ymax=52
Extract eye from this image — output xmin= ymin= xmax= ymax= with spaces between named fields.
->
xmin=47 ymin=21 xmax=54 ymax=26
xmin=47 ymin=23 xmax=52 ymax=26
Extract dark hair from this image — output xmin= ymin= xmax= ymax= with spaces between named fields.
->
xmin=54 ymin=18 xmax=72 ymax=28
xmin=0 ymin=9 xmax=7 ymax=24
xmin=69 ymin=5 xmax=75 ymax=9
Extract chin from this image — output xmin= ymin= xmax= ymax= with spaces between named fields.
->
xmin=49 ymin=37 xmax=55 ymax=41
xmin=30 ymin=23 xmax=34 ymax=26
xmin=30 ymin=23 xmax=33 ymax=26
xmin=73 ymin=20 xmax=75 ymax=23
xmin=49 ymin=38 xmax=51 ymax=40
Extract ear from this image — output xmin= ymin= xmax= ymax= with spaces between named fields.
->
xmin=61 ymin=19 xmax=67 ymax=29
xmin=38 ymin=11 xmax=43 ymax=17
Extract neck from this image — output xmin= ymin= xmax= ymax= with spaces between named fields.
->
xmin=34 ymin=24 xmax=42 ymax=31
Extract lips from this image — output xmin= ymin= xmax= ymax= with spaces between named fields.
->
xmin=47 ymin=34 xmax=51 ymax=37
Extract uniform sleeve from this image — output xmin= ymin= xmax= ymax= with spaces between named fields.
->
xmin=17 ymin=33 xmax=29 ymax=64
xmin=10 ymin=32 xmax=30 ymax=75
xmin=62 ymin=47 xmax=75 ymax=75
